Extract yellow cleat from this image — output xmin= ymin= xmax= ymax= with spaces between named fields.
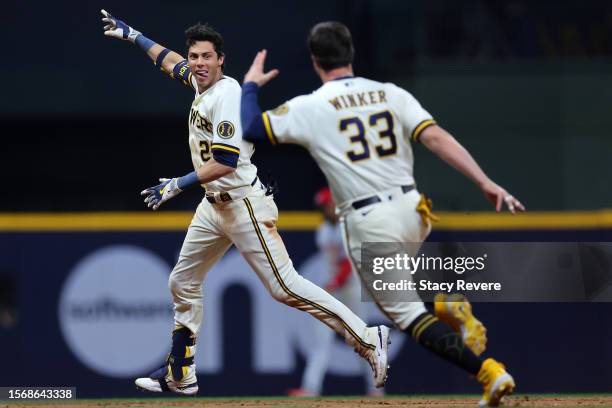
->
xmin=434 ymin=293 xmax=487 ymax=356
xmin=477 ymin=358 xmax=515 ymax=406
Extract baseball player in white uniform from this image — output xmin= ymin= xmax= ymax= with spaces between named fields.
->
xmin=240 ymin=22 xmax=525 ymax=407
xmin=288 ymin=187 xmax=380 ymax=397
xmin=100 ymin=12 xmax=390 ymax=396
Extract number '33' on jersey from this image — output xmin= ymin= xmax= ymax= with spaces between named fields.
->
xmin=262 ymin=76 xmax=436 ymax=206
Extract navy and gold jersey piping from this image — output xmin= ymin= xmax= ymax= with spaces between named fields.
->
xmin=412 ymin=119 xmax=436 ymax=142
xmin=262 ymin=112 xmax=278 ymax=145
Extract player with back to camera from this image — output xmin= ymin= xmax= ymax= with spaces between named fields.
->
xmin=240 ymin=22 xmax=525 ymax=407
xmin=288 ymin=187 xmax=383 ymax=398
xmin=100 ymin=11 xmax=391 ymax=395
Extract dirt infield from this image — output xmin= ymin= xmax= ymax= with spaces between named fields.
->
xmin=4 ymin=395 xmax=612 ymax=408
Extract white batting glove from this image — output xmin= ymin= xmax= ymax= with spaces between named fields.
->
xmin=101 ymin=9 xmax=141 ymax=42
xmin=140 ymin=178 xmax=182 ymax=211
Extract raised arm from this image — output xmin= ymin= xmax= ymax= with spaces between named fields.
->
xmin=241 ymin=50 xmax=280 ymax=143
xmin=101 ymin=9 xmax=194 ymax=89
xmin=419 ymin=125 xmax=525 ymax=213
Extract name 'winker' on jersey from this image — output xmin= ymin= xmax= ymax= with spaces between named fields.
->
xmin=329 ymin=90 xmax=387 ymax=111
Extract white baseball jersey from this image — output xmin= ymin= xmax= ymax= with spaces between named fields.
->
xmin=263 ymin=76 xmax=435 ymax=207
xmin=262 ymin=76 xmax=434 ymax=331
xmin=187 ymin=75 xmax=258 ymax=193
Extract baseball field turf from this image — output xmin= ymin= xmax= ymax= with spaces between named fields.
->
xmin=4 ymin=395 xmax=612 ymax=408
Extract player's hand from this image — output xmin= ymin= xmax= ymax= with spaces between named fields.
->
xmin=243 ymin=49 xmax=280 ymax=87
xmin=140 ymin=178 xmax=182 ymax=211
xmin=101 ymin=9 xmax=142 ymax=42
xmin=480 ymin=180 xmax=525 ymax=213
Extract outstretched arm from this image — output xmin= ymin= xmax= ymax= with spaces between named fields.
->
xmin=101 ymin=9 xmax=194 ymax=89
xmin=419 ymin=125 xmax=525 ymax=213
xmin=141 ymin=159 xmax=235 ymax=210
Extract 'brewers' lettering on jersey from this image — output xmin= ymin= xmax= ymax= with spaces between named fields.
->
xmin=189 ymin=108 xmax=213 ymax=133
xmin=187 ymin=75 xmax=257 ymax=193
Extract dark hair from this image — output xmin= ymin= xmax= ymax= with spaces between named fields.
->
xmin=185 ymin=22 xmax=225 ymax=61
xmin=307 ymin=21 xmax=354 ymax=71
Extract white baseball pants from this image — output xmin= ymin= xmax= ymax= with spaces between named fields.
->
xmin=301 ymin=276 xmax=376 ymax=394
xmin=168 ymin=185 xmax=375 ymax=354
xmin=341 ymin=188 xmax=430 ymax=330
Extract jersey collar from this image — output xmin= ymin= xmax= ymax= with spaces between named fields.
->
xmin=329 ymin=75 xmax=354 ymax=81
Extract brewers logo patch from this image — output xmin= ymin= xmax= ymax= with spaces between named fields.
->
xmin=271 ymin=103 xmax=289 ymax=116
xmin=217 ymin=121 xmax=235 ymax=139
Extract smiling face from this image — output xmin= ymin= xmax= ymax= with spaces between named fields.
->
xmin=188 ymin=41 xmax=224 ymax=92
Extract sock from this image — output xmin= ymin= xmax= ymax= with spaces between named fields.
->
xmin=406 ymin=312 xmax=482 ymax=375
xmin=168 ymin=327 xmax=195 ymax=381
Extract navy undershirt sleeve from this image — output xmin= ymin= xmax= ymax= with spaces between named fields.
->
xmin=241 ymin=82 xmax=268 ymax=143
xmin=212 ymin=149 xmax=239 ymax=168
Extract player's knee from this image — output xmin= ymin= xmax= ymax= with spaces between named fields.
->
xmin=168 ymin=272 xmax=200 ymax=300
xmin=267 ymin=266 xmax=307 ymax=305
xmin=168 ymin=273 xmax=180 ymax=294
xmin=268 ymin=274 xmax=303 ymax=304
xmin=268 ymin=284 xmax=291 ymax=303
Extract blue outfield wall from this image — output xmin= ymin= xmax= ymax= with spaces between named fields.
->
xmin=0 ymin=225 xmax=611 ymax=397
